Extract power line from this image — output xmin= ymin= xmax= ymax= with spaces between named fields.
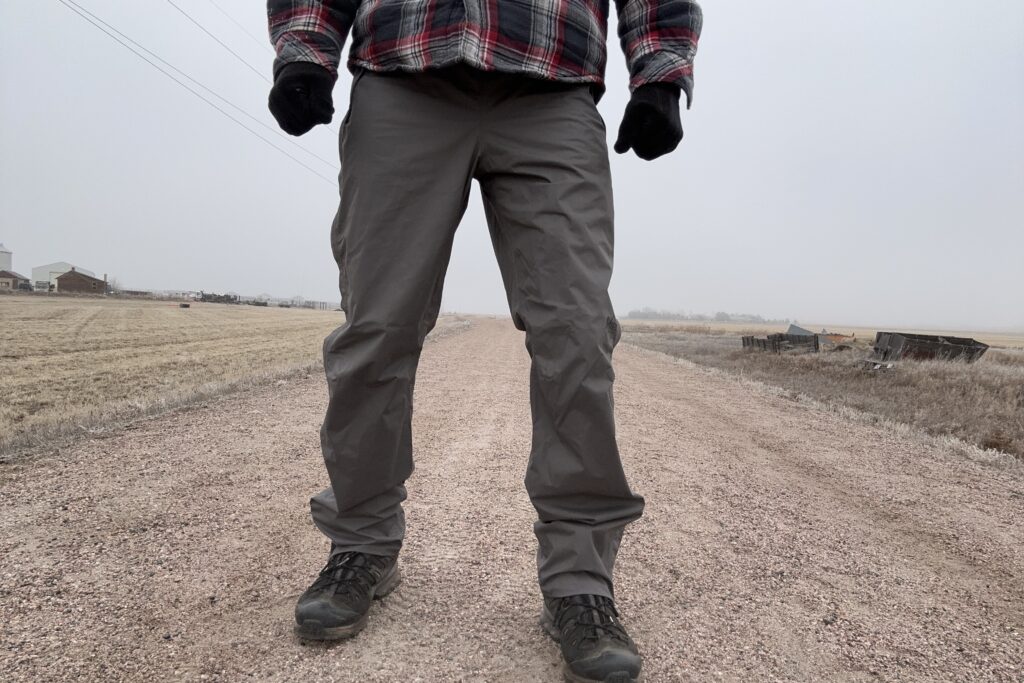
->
xmin=164 ymin=0 xmax=271 ymax=84
xmin=56 ymin=0 xmax=336 ymax=186
xmin=204 ymin=0 xmax=275 ymax=55
xmin=169 ymin=0 xmax=339 ymax=137
xmin=165 ymin=0 xmax=340 ymax=137
xmin=59 ymin=0 xmax=338 ymax=171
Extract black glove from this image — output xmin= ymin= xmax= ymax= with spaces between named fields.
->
xmin=613 ymin=83 xmax=683 ymax=161
xmin=268 ymin=62 xmax=335 ymax=136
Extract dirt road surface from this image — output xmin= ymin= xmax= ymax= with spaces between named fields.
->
xmin=2 ymin=318 xmax=1022 ymax=682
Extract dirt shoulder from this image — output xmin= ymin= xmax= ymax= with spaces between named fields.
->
xmin=1 ymin=318 xmax=1021 ymax=681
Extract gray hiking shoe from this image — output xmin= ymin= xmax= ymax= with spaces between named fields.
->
xmin=294 ymin=550 xmax=400 ymax=640
xmin=541 ymin=594 xmax=642 ymax=683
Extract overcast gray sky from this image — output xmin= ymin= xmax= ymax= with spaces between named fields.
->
xmin=2 ymin=1 xmax=1022 ymax=330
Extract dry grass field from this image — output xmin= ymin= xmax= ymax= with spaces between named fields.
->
xmin=0 ymin=296 xmax=347 ymax=454
xmin=0 ymin=297 xmax=476 ymax=457
xmin=622 ymin=318 xmax=1024 ymax=349
xmin=622 ymin=322 xmax=1024 ymax=459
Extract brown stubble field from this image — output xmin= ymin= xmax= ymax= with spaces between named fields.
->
xmin=621 ymin=320 xmax=1024 ymax=460
xmin=0 ymin=297 xmax=480 ymax=458
xmin=0 ymin=296 xmax=351 ymax=455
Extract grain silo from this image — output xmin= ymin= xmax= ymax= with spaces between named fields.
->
xmin=0 ymin=243 xmax=11 ymax=272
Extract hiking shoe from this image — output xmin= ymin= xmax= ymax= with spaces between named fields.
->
xmin=294 ymin=550 xmax=400 ymax=640
xmin=541 ymin=594 xmax=642 ymax=683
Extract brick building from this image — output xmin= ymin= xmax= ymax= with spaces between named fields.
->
xmin=31 ymin=261 xmax=95 ymax=291
xmin=56 ymin=269 xmax=107 ymax=294
xmin=0 ymin=270 xmax=30 ymax=291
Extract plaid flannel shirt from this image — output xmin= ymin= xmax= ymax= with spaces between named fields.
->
xmin=268 ymin=0 xmax=701 ymax=105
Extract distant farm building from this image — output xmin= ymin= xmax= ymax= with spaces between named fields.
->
xmin=0 ymin=243 xmax=11 ymax=272
xmin=32 ymin=261 xmax=96 ymax=292
xmin=56 ymin=269 xmax=108 ymax=294
xmin=0 ymin=269 xmax=31 ymax=291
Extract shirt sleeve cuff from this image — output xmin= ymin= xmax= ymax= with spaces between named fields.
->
xmin=628 ymin=51 xmax=696 ymax=109
xmin=271 ymin=31 xmax=343 ymax=81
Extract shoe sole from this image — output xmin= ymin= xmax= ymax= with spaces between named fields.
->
xmin=539 ymin=606 xmax=640 ymax=683
xmin=294 ymin=563 xmax=401 ymax=641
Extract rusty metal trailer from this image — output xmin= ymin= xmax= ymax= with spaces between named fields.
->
xmin=742 ymin=333 xmax=820 ymax=354
xmin=872 ymin=332 xmax=988 ymax=363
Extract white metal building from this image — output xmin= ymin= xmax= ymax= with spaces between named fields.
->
xmin=31 ymin=262 xmax=96 ymax=291
xmin=0 ymin=243 xmax=11 ymax=272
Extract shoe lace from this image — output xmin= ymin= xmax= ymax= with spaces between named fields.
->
xmin=553 ymin=595 xmax=631 ymax=648
xmin=310 ymin=551 xmax=385 ymax=600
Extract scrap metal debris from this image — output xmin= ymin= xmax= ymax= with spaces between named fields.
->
xmin=742 ymin=333 xmax=820 ymax=354
xmin=872 ymin=332 xmax=989 ymax=363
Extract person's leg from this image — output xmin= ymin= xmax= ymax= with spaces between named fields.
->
xmin=476 ymin=79 xmax=645 ymax=599
xmin=311 ymin=68 xmax=479 ymax=557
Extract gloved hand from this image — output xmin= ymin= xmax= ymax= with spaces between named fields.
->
xmin=613 ymin=83 xmax=683 ymax=161
xmin=268 ymin=62 xmax=335 ymax=136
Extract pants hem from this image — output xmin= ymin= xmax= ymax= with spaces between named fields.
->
xmin=540 ymin=572 xmax=614 ymax=600
xmin=328 ymin=542 xmax=402 ymax=558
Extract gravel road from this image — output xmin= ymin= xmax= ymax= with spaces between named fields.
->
xmin=2 ymin=317 xmax=1022 ymax=682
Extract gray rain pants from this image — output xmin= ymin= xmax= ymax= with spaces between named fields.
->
xmin=311 ymin=65 xmax=644 ymax=598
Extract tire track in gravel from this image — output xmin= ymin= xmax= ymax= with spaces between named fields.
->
xmin=2 ymin=318 xmax=1022 ymax=682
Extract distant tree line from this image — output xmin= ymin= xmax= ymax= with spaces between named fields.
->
xmin=625 ymin=307 xmax=790 ymax=324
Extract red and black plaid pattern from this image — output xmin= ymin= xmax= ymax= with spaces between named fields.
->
xmin=269 ymin=0 xmax=701 ymax=103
